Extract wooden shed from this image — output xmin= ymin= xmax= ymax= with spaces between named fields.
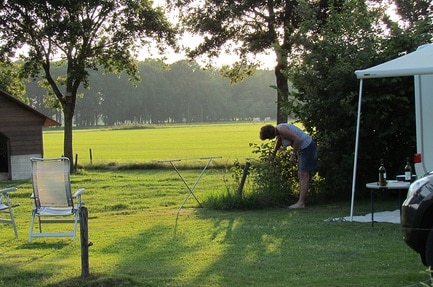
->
xmin=0 ymin=90 xmax=60 ymax=181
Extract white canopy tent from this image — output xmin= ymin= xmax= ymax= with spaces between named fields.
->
xmin=350 ymin=44 xmax=433 ymax=220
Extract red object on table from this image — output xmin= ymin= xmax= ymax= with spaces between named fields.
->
xmin=414 ymin=153 xmax=422 ymax=164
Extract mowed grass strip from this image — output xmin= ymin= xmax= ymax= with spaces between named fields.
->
xmin=43 ymin=123 xmax=265 ymax=165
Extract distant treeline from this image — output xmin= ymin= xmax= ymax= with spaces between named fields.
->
xmin=26 ymin=60 xmax=277 ymax=126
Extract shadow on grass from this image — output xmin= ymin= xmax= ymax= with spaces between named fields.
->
xmin=18 ymin=242 xmax=70 ymax=250
xmin=6 ymin=204 xmax=429 ymax=287
xmin=112 ymin=207 xmax=429 ymax=286
xmin=45 ymin=274 xmax=143 ymax=287
xmin=102 ymin=208 xmax=344 ymax=286
xmin=0 ymin=265 xmax=47 ymax=286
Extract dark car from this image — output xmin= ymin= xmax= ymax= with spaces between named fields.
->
xmin=401 ymin=171 xmax=433 ymax=270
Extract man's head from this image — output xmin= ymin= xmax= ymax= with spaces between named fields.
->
xmin=260 ymin=125 xmax=276 ymax=140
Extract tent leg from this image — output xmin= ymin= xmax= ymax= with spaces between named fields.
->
xmin=350 ymin=79 xmax=363 ymax=221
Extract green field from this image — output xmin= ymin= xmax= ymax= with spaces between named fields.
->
xmin=0 ymin=123 xmax=430 ymax=287
xmin=43 ymin=123 xmax=265 ymax=166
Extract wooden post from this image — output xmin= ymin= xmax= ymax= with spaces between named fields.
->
xmin=75 ymin=153 xmax=78 ymax=172
xmin=89 ymin=148 xmax=93 ymax=164
xmin=237 ymin=162 xmax=250 ymax=199
xmin=79 ymin=206 xmax=90 ymax=278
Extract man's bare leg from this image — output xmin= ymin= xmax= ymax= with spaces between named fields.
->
xmin=289 ymin=171 xmax=309 ymax=209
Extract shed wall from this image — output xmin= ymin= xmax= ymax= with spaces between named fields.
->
xmin=0 ymin=96 xmax=44 ymax=156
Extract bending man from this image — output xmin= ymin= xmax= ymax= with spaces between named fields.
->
xmin=260 ymin=123 xmax=318 ymax=209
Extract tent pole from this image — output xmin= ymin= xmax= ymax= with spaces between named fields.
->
xmin=350 ymin=79 xmax=363 ymax=221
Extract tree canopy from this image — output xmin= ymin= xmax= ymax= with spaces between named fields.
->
xmin=0 ymin=0 xmax=175 ymax=166
xmin=288 ymin=0 xmax=433 ymax=197
xmin=0 ymin=62 xmax=26 ymax=101
xmin=170 ymin=0 xmax=333 ymax=123
xmin=25 ymin=60 xmax=277 ymax=125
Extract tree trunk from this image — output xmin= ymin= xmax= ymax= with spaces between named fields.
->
xmin=275 ymin=60 xmax=289 ymax=124
xmin=63 ymin=102 xmax=74 ymax=172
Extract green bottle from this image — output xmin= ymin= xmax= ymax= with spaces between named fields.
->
xmin=404 ymin=157 xmax=412 ymax=182
xmin=379 ymin=159 xmax=387 ymax=186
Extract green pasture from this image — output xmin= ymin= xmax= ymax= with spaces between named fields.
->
xmin=43 ymin=123 xmax=266 ymax=166
xmin=0 ymin=123 xmax=430 ymax=286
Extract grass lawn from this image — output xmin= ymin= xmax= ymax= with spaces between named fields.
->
xmin=0 ymin=169 xmax=430 ymax=287
xmin=42 ymin=123 xmax=266 ymax=166
xmin=0 ymin=123 xmax=430 ymax=286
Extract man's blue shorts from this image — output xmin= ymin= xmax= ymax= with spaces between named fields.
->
xmin=297 ymin=141 xmax=318 ymax=172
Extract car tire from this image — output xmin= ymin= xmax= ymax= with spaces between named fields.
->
xmin=425 ymin=228 xmax=433 ymax=277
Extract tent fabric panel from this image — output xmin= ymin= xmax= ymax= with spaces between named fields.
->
xmin=355 ymin=44 xmax=433 ymax=79
xmin=415 ymin=74 xmax=433 ymax=174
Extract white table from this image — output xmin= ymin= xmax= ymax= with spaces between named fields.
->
xmin=366 ymin=180 xmax=410 ymax=226
xmin=159 ymin=156 xmax=222 ymax=218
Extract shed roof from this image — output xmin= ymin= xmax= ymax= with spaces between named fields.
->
xmin=0 ymin=90 xmax=60 ymax=127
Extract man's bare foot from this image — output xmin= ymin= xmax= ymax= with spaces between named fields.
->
xmin=288 ymin=203 xmax=305 ymax=209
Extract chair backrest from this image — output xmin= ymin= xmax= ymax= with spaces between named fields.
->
xmin=31 ymin=157 xmax=73 ymax=209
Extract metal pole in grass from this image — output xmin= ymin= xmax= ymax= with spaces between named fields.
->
xmin=80 ymin=206 xmax=91 ymax=278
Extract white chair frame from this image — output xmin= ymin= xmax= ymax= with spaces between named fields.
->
xmin=29 ymin=157 xmax=85 ymax=242
xmin=0 ymin=187 xmax=18 ymax=238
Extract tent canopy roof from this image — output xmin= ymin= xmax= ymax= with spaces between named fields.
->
xmin=355 ymin=44 xmax=433 ymax=79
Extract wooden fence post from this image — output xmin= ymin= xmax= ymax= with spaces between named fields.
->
xmin=237 ymin=162 xmax=250 ymax=199
xmin=74 ymin=153 xmax=78 ymax=172
xmin=79 ymin=206 xmax=90 ymax=278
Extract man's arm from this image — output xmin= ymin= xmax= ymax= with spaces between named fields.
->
xmin=276 ymin=126 xmax=300 ymax=163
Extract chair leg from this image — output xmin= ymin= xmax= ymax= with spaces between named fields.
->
xmin=38 ymin=216 xmax=43 ymax=233
xmin=29 ymin=212 xmax=36 ymax=243
xmin=8 ymin=205 xmax=18 ymax=239
xmin=71 ymin=212 xmax=79 ymax=240
xmin=0 ymin=192 xmax=18 ymax=239
xmin=28 ymin=211 xmax=80 ymax=242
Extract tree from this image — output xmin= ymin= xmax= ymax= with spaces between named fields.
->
xmin=0 ymin=62 xmax=26 ymax=101
xmin=394 ymin=0 xmax=432 ymax=25
xmin=170 ymin=0 xmax=331 ymax=124
xmin=24 ymin=59 xmax=277 ymax=125
xmin=288 ymin=0 xmax=433 ymax=198
xmin=287 ymin=0 xmax=385 ymax=197
xmin=0 ymin=0 xmax=175 ymax=167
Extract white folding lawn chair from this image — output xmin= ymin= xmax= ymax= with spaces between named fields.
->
xmin=29 ymin=157 xmax=85 ymax=242
xmin=0 ymin=187 xmax=19 ymax=238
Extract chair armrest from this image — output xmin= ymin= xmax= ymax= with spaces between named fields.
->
xmin=73 ymin=188 xmax=85 ymax=197
xmin=0 ymin=187 xmax=17 ymax=194
xmin=73 ymin=188 xmax=85 ymax=207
